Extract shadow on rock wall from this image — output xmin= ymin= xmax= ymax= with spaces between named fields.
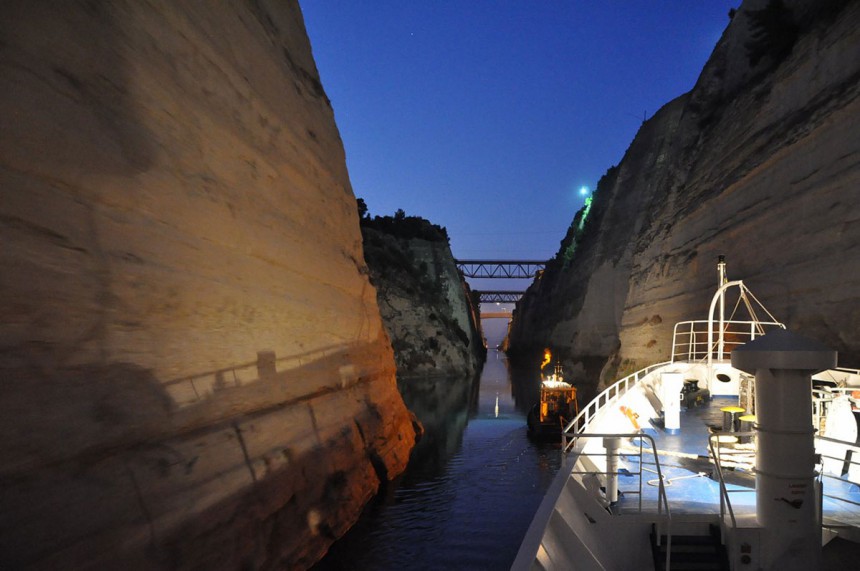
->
xmin=0 ymin=342 xmax=394 ymax=568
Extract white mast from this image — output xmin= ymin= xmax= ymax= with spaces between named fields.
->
xmin=717 ymin=255 xmax=727 ymax=360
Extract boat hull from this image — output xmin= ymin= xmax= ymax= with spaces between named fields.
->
xmin=527 ymin=405 xmax=563 ymax=441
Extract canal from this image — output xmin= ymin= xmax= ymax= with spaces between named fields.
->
xmin=313 ymin=319 xmax=562 ymax=570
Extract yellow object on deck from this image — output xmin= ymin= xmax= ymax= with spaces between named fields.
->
xmin=720 ymin=406 xmax=745 ymax=432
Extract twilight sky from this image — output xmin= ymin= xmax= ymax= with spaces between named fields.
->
xmin=302 ymin=2 xmax=738 ymax=270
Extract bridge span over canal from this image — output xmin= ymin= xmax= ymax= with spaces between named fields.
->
xmin=476 ymin=290 xmax=524 ymax=303
xmin=455 ymin=259 xmax=546 ymax=279
xmin=456 ymin=259 xmax=548 ymax=319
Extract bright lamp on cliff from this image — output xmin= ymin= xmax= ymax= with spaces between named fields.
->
xmin=579 ymin=186 xmax=589 ymax=196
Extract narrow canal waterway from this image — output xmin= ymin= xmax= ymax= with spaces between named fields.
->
xmin=314 ymin=325 xmax=561 ymax=570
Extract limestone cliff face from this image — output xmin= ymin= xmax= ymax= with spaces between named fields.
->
xmin=361 ymin=215 xmax=485 ymax=378
xmin=509 ymin=0 xmax=860 ymax=394
xmin=0 ymin=2 xmax=414 ymax=569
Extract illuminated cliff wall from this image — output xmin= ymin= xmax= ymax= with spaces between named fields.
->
xmin=509 ymin=0 xmax=860 ymax=391
xmin=0 ymin=1 xmax=414 ymax=568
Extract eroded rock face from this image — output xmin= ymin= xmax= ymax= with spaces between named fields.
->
xmin=361 ymin=216 xmax=485 ymax=378
xmin=0 ymin=2 xmax=414 ymax=568
xmin=509 ymin=0 xmax=860 ymax=392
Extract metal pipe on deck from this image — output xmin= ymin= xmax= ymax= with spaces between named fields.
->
xmin=603 ymin=437 xmax=621 ymax=505
xmin=732 ymin=329 xmax=836 ymax=571
xmin=661 ymin=372 xmax=683 ymax=433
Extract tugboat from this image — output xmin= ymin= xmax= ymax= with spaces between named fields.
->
xmin=527 ymin=353 xmax=578 ymax=440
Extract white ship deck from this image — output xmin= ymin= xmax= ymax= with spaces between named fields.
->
xmin=609 ymin=396 xmax=860 ymax=527
xmin=515 ymin=270 xmax=860 ymax=570
xmin=514 ymin=380 xmax=860 ymax=571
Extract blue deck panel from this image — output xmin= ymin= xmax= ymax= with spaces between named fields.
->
xmin=609 ymin=396 xmax=860 ymax=523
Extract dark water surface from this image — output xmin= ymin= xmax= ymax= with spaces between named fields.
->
xmin=313 ymin=351 xmax=561 ymax=570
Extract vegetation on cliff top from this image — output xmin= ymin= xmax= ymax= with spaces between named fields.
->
xmin=357 ymin=199 xmax=449 ymax=243
xmin=357 ymin=201 xmax=450 ymax=298
xmin=356 ymin=198 xmax=483 ymax=377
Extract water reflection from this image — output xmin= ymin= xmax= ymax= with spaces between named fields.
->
xmin=508 ymin=360 xmax=542 ymax=415
xmin=314 ymin=350 xmax=561 ymax=571
xmin=395 ymin=373 xmax=479 ymax=481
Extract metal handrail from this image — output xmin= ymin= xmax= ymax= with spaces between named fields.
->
xmin=708 ymin=432 xmax=860 ymax=531
xmin=707 ymin=432 xmax=756 ymax=530
xmin=816 ymin=434 xmax=860 ymax=463
xmin=813 ymin=434 xmax=860 ymax=539
xmin=562 ymin=319 xmax=797 ymax=452
xmin=570 ymin=432 xmax=672 ymax=571
xmin=815 ymin=434 xmax=860 ymax=514
xmin=671 ymin=320 xmax=783 ymax=362
xmin=561 ymin=361 xmax=671 ymax=453
xmin=819 ymin=386 xmax=860 ymax=395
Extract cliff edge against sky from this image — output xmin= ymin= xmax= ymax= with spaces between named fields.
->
xmin=509 ymin=0 xmax=860 ymax=394
xmin=360 ymin=210 xmax=485 ymax=380
xmin=0 ymin=2 xmax=414 ymax=568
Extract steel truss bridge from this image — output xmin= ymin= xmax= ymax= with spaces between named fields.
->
xmin=455 ymin=259 xmax=548 ymax=315
xmin=455 ymin=259 xmax=546 ymax=279
xmin=476 ymin=290 xmax=524 ymax=303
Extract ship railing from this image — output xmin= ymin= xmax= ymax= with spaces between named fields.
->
xmin=821 ymin=384 xmax=860 ymax=393
xmin=708 ymin=431 xmax=757 ymax=532
xmin=671 ymin=320 xmax=783 ymax=363
xmin=814 ymin=384 xmax=860 ymax=399
xmin=562 ymin=361 xmax=670 ymax=454
xmin=570 ymin=432 xmax=673 ymax=571
xmin=709 ymin=431 xmax=860 ymax=544
xmin=814 ymin=434 xmax=860 ymax=530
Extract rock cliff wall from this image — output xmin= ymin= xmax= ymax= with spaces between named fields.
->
xmin=509 ymin=0 xmax=860 ymax=394
xmin=361 ymin=214 xmax=485 ymax=378
xmin=0 ymin=2 xmax=414 ymax=568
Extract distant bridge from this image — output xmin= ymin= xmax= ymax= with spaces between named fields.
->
xmin=455 ymin=259 xmax=547 ymax=279
xmin=475 ymin=290 xmax=524 ymax=303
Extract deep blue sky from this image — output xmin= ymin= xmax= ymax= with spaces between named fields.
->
xmin=302 ymin=2 xmax=738 ymax=274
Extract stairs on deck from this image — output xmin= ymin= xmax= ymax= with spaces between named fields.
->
xmin=650 ymin=523 xmax=729 ymax=571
